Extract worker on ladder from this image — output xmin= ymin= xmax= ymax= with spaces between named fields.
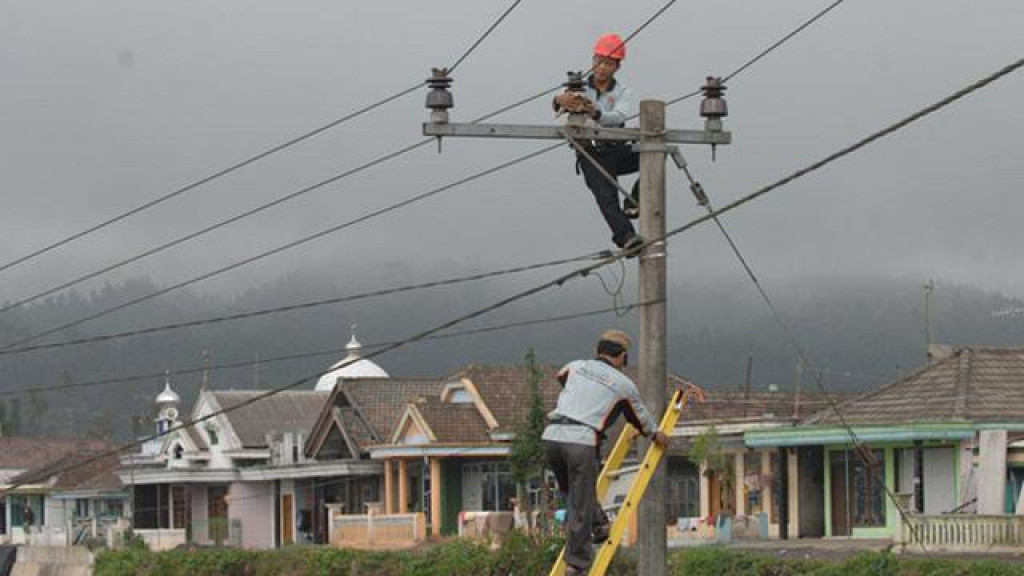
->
xmin=542 ymin=330 xmax=669 ymax=576
xmin=553 ymin=34 xmax=643 ymax=255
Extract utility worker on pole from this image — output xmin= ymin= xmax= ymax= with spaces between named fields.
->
xmin=542 ymin=330 xmax=669 ymax=575
xmin=553 ymin=34 xmax=643 ymax=255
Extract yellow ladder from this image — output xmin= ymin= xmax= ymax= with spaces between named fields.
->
xmin=549 ymin=385 xmax=700 ymax=576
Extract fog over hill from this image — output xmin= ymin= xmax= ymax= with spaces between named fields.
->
xmin=1 ymin=267 xmax=1022 ymax=440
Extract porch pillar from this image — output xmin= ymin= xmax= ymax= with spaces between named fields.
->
xmin=698 ymin=462 xmax=710 ymax=520
xmin=760 ymin=449 xmax=772 ymax=525
xmin=384 ymin=460 xmax=394 ymax=514
xmin=734 ymin=452 xmax=745 ymax=515
xmin=398 ymin=460 xmax=409 ymax=514
xmin=430 ymin=457 xmax=442 ymax=537
xmin=787 ymin=448 xmax=800 ymax=537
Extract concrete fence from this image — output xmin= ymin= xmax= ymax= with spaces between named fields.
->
xmin=330 ymin=513 xmax=425 ymax=547
xmin=903 ymin=514 xmax=1024 ymax=552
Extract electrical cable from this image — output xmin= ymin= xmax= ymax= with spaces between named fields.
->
xmin=0 ymin=142 xmax=564 ymax=350
xmin=0 ymin=0 xmax=674 ymax=319
xmin=0 ymin=250 xmax=608 ymax=357
xmin=0 ymin=0 xmax=527 ymax=279
xmin=0 ymin=244 xmax=626 ymax=498
xmin=0 ymin=299 xmax=661 ymax=399
xmin=666 ymin=0 xmax=848 ymax=108
xmin=4 ymin=54 xmax=1018 ymax=501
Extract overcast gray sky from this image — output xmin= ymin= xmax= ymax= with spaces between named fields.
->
xmin=2 ymin=0 xmax=1023 ymax=309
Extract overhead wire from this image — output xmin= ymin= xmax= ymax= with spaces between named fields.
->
xmin=0 ymin=250 xmax=609 ymax=357
xmin=0 ymin=0 xmax=527 ymax=279
xmin=0 ymin=0 xmax=535 ymax=317
xmin=3 ymin=53 xmax=1019 ymax=501
xmin=0 ymin=299 xmax=662 ymax=399
xmin=0 ymin=0 xmax=682 ymax=347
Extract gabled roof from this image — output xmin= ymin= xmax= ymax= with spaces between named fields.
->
xmin=454 ymin=365 xmax=562 ymax=434
xmin=394 ymin=398 xmax=491 ymax=444
xmin=341 ymin=378 xmax=446 ymax=441
xmin=9 ymin=449 xmax=122 ymax=492
xmin=0 ymin=438 xmax=111 ymax=472
xmin=209 ymin=390 xmax=329 ymax=448
xmin=805 ymin=347 xmax=1024 ymax=427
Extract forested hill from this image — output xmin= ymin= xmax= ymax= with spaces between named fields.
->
xmin=1 ymin=271 xmax=1022 ymax=440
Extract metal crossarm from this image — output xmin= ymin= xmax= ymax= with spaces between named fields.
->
xmin=549 ymin=386 xmax=696 ymax=576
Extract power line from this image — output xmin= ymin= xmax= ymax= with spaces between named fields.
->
xmin=0 ymin=0 xmax=527 ymax=279
xmin=0 ymin=244 xmax=625 ymax=498
xmin=667 ymin=0 xmax=848 ymax=107
xmin=0 ymin=0 xmax=676 ymax=323
xmin=5 ymin=54 xmax=1019 ymax=501
xmin=0 ymin=143 xmax=564 ymax=350
xmin=0 ymin=300 xmax=660 ymax=399
xmin=0 ymin=250 xmax=608 ymax=357
xmin=723 ymin=0 xmax=847 ymax=83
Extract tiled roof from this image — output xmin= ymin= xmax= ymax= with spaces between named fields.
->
xmin=341 ymin=379 xmax=445 ymax=442
xmin=806 ymin=347 xmax=1024 ymax=427
xmin=210 ymin=390 xmax=329 ymax=448
xmin=682 ymin=390 xmax=838 ymax=423
xmin=0 ymin=438 xmax=111 ymax=472
xmin=413 ymin=399 xmax=491 ymax=443
xmin=9 ymin=447 xmax=122 ymax=492
xmin=455 ymin=365 xmax=562 ymax=434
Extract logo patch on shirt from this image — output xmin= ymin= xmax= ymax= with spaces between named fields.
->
xmin=607 ymin=96 xmax=616 ymax=107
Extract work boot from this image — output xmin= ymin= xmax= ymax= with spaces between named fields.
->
xmin=623 ymin=235 xmax=644 ymax=258
xmin=565 ymin=565 xmax=587 ymax=576
xmin=623 ymin=181 xmax=640 ymax=219
xmin=592 ymin=521 xmax=610 ymax=544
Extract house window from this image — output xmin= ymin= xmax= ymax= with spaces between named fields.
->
xmin=74 ymin=499 xmax=90 ymax=518
xmin=0 ymin=500 xmax=6 ymax=534
xmin=742 ymin=452 xmax=764 ymax=515
xmin=206 ymin=425 xmax=219 ymax=445
xmin=102 ymin=499 xmax=124 ymax=518
xmin=666 ymin=457 xmax=699 ymax=519
xmin=838 ymin=448 xmax=885 ymax=527
xmin=173 ymin=444 xmax=184 ymax=460
xmin=479 ymin=461 xmax=515 ymax=511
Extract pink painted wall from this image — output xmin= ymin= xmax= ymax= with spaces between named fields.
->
xmin=228 ymin=481 xmax=274 ymax=549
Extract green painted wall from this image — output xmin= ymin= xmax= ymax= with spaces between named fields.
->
xmin=441 ymin=459 xmax=463 ymax=536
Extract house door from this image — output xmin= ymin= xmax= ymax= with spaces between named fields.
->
xmin=830 ymin=452 xmax=850 ymax=536
xmin=281 ymin=494 xmax=294 ymax=545
xmin=207 ymin=486 xmax=229 ymax=545
xmin=708 ymin=470 xmax=721 ymax=518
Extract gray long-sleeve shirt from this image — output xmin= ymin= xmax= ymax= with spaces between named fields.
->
xmin=541 ymin=358 xmax=659 ymax=447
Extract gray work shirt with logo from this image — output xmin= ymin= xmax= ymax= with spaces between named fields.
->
xmin=541 ymin=358 xmax=659 ymax=447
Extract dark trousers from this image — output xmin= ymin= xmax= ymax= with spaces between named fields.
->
xmin=545 ymin=440 xmax=609 ymax=571
xmin=577 ymin=143 xmax=639 ymax=247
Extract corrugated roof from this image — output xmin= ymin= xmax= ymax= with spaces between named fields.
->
xmin=210 ymin=390 xmax=329 ymax=448
xmin=806 ymin=347 xmax=1024 ymax=426
xmin=0 ymin=438 xmax=111 ymax=472
xmin=9 ymin=448 xmax=122 ymax=492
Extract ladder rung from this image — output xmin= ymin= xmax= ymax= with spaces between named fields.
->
xmin=604 ymin=464 xmax=641 ymax=479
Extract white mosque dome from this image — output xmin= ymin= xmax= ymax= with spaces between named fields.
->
xmin=314 ymin=330 xmax=388 ymax=391
xmin=156 ymin=376 xmax=180 ymax=405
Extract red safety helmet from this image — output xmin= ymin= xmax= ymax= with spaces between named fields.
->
xmin=593 ymin=33 xmax=626 ymax=61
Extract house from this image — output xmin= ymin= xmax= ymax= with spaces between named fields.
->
xmin=120 ymin=332 xmax=387 ymax=550
xmin=745 ymin=347 xmax=1024 ymax=545
xmin=662 ymin=388 xmax=838 ymax=541
xmin=0 ymin=437 xmax=127 ymax=546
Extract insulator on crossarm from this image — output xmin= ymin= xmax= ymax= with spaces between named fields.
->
xmin=700 ymin=76 xmax=727 ymax=160
xmin=425 ymin=68 xmax=454 ymax=152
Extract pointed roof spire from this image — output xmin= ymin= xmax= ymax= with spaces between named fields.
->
xmin=346 ymin=323 xmax=362 ymax=355
xmin=156 ymin=370 xmax=181 ymax=406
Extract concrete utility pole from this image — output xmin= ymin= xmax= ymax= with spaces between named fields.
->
xmin=422 ymin=68 xmax=730 ymax=576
